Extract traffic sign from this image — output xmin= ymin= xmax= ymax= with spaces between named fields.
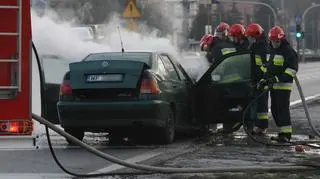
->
xmin=122 ymin=0 xmax=141 ymax=18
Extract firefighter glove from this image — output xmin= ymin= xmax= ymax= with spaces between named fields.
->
xmin=266 ymin=77 xmax=278 ymax=86
xmin=257 ymin=77 xmax=277 ymax=90
xmin=263 ymin=76 xmax=278 ymax=89
xmin=257 ymin=79 xmax=267 ymax=90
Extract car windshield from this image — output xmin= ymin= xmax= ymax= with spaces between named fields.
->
xmin=83 ymin=52 xmax=152 ymax=64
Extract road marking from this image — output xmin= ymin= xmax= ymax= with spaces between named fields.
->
xmin=89 ymin=152 xmax=162 ymax=174
xmin=290 ymin=93 xmax=320 ymax=106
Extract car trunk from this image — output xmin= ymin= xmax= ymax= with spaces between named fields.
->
xmin=69 ymin=60 xmax=148 ymax=101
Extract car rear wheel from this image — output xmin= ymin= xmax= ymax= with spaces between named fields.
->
xmin=64 ymin=128 xmax=85 ymax=144
xmin=157 ymin=108 xmax=175 ymax=144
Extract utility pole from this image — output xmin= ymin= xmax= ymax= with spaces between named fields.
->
xmin=281 ymin=0 xmax=284 ymax=12
xmin=280 ymin=0 xmax=286 ymax=33
xmin=182 ymin=0 xmax=190 ymax=50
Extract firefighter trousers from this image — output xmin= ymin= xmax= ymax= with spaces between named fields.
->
xmin=255 ymin=90 xmax=269 ymax=129
xmin=270 ymin=89 xmax=292 ymax=138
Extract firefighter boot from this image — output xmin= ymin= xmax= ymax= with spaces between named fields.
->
xmin=274 ymin=132 xmax=291 ymax=143
xmin=252 ymin=126 xmax=267 ymax=136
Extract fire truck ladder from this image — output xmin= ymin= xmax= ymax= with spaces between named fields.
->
xmin=0 ymin=0 xmax=22 ymax=99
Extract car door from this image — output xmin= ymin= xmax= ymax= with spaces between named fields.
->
xmin=159 ymin=54 xmax=190 ymax=127
xmin=194 ymin=51 xmax=255 ymax=125
xmin=41 ymin=55 xmax=70 ymax=124
xmin=169 ymin=55 xmax=197 ymax=125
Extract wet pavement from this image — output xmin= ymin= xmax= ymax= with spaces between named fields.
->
xmin=122 ymin=99 xmax=320 ymax=179
xmin=3 ymin=99 xmax=320 ymax=178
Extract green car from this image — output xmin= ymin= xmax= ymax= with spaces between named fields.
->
xmin=43 ymin=51 xmax=256 ymax=145
xmin=45 ymin=52 xmax=200 ymax=144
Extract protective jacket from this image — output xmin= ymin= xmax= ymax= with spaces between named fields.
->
xmin=264 ymin=40 xmax=298 ymax=90
xmin=206 ymin=38 xmax=236 ymax=63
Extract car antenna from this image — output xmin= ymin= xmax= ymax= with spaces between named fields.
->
xmin=117 ymin=26 xmax=125 ymax=54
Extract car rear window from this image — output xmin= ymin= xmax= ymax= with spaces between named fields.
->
xmin=83 ymin=52 xmax=152 ymax=65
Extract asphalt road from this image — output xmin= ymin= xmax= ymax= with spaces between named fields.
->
xmin=291 ymin=62 xmax=320 ymax=102
xmin=1 ymin=61 xmax=320 ymax=179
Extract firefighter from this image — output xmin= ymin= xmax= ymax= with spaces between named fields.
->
xmin=258 ymin=26 xmax=298 ymax=142
xmin=245 ymin=23 xmax=270 ymax=135
xmin=206 ymin=22 xmax=236 ymax=64
xmin=200 ymin=34 xmax=215 ymax=52
xmin=228 ymin=24 xmax=249 ymax=51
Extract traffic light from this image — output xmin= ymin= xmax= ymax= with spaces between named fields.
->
xmin=296 ymin=32 xmax=302 ymax=38
xmin=296 ymin=24 xmax=304 ymax=39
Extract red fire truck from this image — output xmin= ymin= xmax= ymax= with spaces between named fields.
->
xmin=0 ymin=0 xmax=34 ymax=147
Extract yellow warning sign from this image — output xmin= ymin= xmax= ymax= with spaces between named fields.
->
xmin=122 ymin=0 xmax=141 ymax=18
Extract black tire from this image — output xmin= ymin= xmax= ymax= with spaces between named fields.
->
xmin=64 ymin=128 xmax=85 ymax=145
xmin=157 ymin=108 xmax=175 ymax=144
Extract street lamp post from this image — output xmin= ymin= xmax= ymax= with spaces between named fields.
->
xmin=301 ymin=4 xmax=320 ymax=63
xmin=215 ymin=0 xmax=278 ymax=25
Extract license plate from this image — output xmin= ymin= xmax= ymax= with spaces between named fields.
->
xmin=86 ymin=74 xmax=123 ymax=82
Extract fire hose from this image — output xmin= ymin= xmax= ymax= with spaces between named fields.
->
xmin=32 ymin=41 xmax=319 ymax=177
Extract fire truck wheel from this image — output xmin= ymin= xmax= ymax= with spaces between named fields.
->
xmin=64 ymin=128 xmax=85 ymax=144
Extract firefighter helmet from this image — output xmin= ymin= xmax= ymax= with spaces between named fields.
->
xmin=200 ymin=34 xmax=214 ymax=50
xmin=268 ymin=26 xmax=286 ymax=41
xmin=245 ymin=23 xmax=264 ymax=39
xmin=214 ymin=22 xmax=230 ymax=37
xmin=229 ymin=24 xmax=246 ymax=41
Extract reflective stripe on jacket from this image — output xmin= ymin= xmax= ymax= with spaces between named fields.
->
xmin=221 ymin=48 xmax=236 ymax=55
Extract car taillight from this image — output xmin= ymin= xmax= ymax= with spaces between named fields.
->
xmin=60 ymin=80 xmax=73 ymax=96
xmin=140 ymin=71 xmax=160 ymax=95
xmin=0 ymin=120 xmax=33 ymax=135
